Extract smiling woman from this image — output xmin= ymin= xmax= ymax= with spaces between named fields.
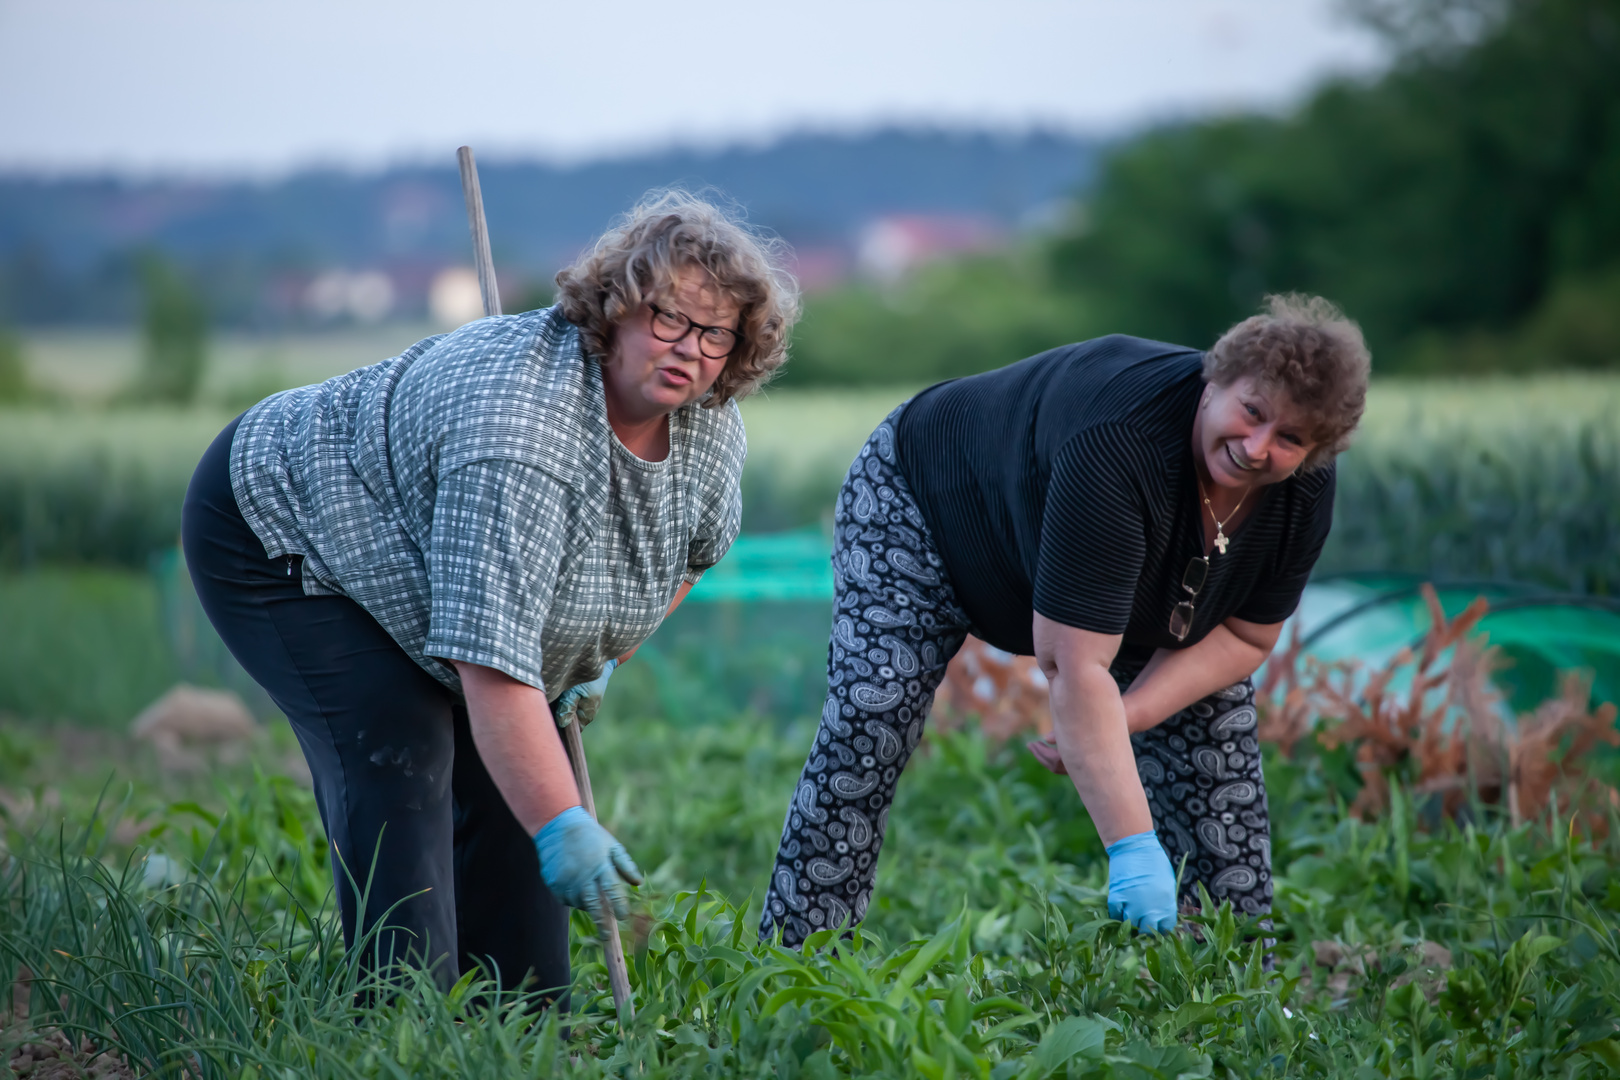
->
xmin=178 ymin=189 xmax=799 ymax=1007
xmin=758 ymin=294 xmax=1369 ymax=948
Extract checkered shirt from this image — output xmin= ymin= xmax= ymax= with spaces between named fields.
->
xmin=229 ymin=307 xmax=745 ymax=697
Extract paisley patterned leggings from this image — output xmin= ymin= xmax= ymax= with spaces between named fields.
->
xmin=758 ymin=412 xmax=1273 ymax=947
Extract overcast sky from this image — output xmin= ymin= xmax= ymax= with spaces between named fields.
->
xmin=0 ymin=0 xmax=1387 ymax=177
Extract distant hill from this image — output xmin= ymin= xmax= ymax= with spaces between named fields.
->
xmin=0 ymin=128 xmax=1099 ymax=327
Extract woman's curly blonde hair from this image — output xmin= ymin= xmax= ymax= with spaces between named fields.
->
xmin=555 ymin=189 xmax=801 ymax=406
xmin=1204 ymin=294 xmax=1372 ymax=471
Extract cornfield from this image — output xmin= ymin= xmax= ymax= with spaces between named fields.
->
xmin=5 ymin=375 xmax=1620 ymax=590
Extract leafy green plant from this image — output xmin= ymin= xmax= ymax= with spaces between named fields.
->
xmin=6 ymin=710 xmax=1620 ymax=1078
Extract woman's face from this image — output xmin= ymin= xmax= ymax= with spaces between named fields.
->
xmin=604 ymin=265 xmax=739 ymax=422
xmin=1197 ymin=377 xmax=1317 ymax=489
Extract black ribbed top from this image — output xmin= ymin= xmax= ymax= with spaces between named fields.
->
xmin=895 ymin=334 xmax=1335 ymax=661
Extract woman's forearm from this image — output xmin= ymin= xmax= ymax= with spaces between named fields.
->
xmin=1121 ymin=620 xmax=1278 ymax=733
xmin=1048 ymin=656 xmax=1155 ymax=846
xmin=455 ymin=661 xmax=581 ymax=835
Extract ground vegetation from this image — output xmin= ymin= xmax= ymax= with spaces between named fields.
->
xmin=4 ymin=625 xmax=1619 ymax=1078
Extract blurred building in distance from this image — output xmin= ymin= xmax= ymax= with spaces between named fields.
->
xmin=855 ymin=214 xmax=1003 ymax=284
xmin=428 ymin=267 xmax=485 ymax=328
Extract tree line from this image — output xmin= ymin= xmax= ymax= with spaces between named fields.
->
xmin=786 ymin=0 xmax=1620 ymax=384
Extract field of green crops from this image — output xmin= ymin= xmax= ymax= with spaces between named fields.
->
xmin=5 ymin=372 xmax=1620 ymax=583
xmin=6 ymin=709 xmax=1620 ymax=1078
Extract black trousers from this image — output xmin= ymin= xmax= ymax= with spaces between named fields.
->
xmin=181 ymin=417 xmax=570 ymax=998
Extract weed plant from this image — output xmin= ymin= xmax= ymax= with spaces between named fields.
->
xmin=5 ymin=714 xmax=1620 ymax=1078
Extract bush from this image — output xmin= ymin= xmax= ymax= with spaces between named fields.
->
xmin=134 ymin=254 xmax=209 ymax=404
xmin=0 ymin=329 xmax=26 ymax=402
xmin=781 ymin=250 xmax=1098 ymax=388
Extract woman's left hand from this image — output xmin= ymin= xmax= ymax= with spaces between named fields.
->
xmin=1027 ymin=736 xmax=1068 ymax=774
xmin=553 ymin=658 xmax=618 ymax=729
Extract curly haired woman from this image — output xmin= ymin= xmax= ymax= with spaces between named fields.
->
xmin=183 ymin=191 xmax=798 ymax=997
xmin=760 ymin=296 xmax=1369 ymax=946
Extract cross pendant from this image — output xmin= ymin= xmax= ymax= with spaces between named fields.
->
xmin=1213 ymin=530 xmax=1230 ymax=555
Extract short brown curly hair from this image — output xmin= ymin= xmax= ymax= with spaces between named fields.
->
xmin=1204 ymin=294 xmax=1371 ymax=470
xmin=554 ymin=189 xmax=801 ymax=406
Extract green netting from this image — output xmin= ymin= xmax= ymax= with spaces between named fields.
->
xmin=150 ymin=532 xmax=1620 ymax=724
xmin=697 ymin=538 xmax=1620 ymax=714
xmin=687 ymin=528 xmax=833 ymax=602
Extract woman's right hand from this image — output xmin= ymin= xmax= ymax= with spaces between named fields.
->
xmin=533 ymin=806 xmax=644 ymax=932
xmin=1105 ymin=831 xmax=1178 ymax=933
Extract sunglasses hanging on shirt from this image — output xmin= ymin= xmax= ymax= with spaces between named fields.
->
xmin=1169 ymin=555 xmax=1209 ymax=641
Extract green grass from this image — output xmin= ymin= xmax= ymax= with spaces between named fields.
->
xmin=738 ymin=387 xmax=915 ymax=530
xmin=4 ymin=715 xmax=1619 ymax=1078
xmin=17 ymin=325 xmax=435 ymax=408
xmin=0 ymin=569 xmax=178 ymax=725
xmin=0 ymin=553 xmax=266 ymax=728
xmin=1323 ymin=377 xmax=1620 ymax=592
xmin=1355 ymin=374 xmax=1620 ymax=439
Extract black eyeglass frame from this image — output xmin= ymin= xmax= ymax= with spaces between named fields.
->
xmin=648 ymin=302 xmax=742 ymax=360
xmin=1169 ymin=555 xmax=1210 ymax=642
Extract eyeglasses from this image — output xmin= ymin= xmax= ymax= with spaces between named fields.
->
xmin=1169 ymin=555 xmax=1209 ymax=641
xmin=648 ymin=303 xmax=741 ymax=360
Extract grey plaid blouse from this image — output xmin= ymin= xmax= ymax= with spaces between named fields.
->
xmin=229 ymin=307 xmax=746 ymax=698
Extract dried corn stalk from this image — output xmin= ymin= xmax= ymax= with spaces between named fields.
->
xmin=1281 ymin=584 xmax=1619 ymax=829
xmin=1256 ymin=624 xmax=1312 ymax=756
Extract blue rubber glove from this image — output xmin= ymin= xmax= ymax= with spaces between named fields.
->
xmin=1105 ymin=830 xmax=1178 ymax=933
xmin=553 ymin=658 xmax=618 ymax=729
xmin=533 ymin=806 xmax=643 ymax=931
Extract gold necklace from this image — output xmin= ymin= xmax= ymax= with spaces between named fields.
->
xmin=1197 ymin=477 xmax=1249 ymax=555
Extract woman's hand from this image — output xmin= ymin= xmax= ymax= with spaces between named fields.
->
xmin=1026 ymin=616 xmax=1284 ymax=774
xmin=553 ymin=658 xmax=618 ymax=729
xmin=533 ymin=806 xmax=644 ymax=931
xmin=1105 ymin=831 xmax=1178 ymax=933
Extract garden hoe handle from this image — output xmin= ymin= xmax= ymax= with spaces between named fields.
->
xmin=457 ymin=145 xmax=636 ymax=1022
xmin=456 ymin=146 xmax=502 ymax=317
xmin=560 ymin=720 xmax=636 ymax=1020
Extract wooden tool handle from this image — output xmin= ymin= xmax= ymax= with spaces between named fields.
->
xmin=562 ymin=718 xmax=636 ymax=1020
xmin=456 ymin=146 xmax=503 ymax=318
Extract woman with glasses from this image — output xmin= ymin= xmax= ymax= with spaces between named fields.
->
xmin=183 ymin=191 xmax=798 ymax=998
xmin=760 ymin=294 xmax=1368 ymax=945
